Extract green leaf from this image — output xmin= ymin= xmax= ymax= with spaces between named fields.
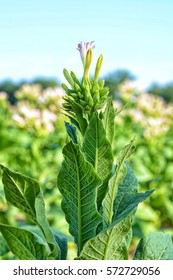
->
xmin=133 ymin=232 xmax=173 ymax=260
xmin=103 ymin=97 xmax=116 ymax=144
xmin=0 ymin=165 xmax=60 ymax=259
xmin=77 ymin=215 xmax=132 ymax=260
xmin=113 ymin=163 xmax=138 ymax=216
xmin=65 ymin=121 xmax=78 ymax=143
xmin=83 ymin=112 xmax=113 ymax=208
xmin=112 ymin=189 xmax=154 ymax=226
xmin=0 ymin=224 xmax=48 ymax=260
xmin=102 ymin=140 xmax=135 ymax=228
xmin=0 ymin=164 xmax=40 ymax=221
xmin=64 ymin=113 xmax=80 ymax=131
xmin=70 ymin=99 xmax=88 ymax=135
xmin=57 ymin=141 xmax=102 ymax=255
xmin=34 ymin=192 xmax=60 ymax=259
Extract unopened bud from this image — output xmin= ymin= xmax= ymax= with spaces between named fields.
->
xmin=70 ymin=71 xmax=80 ymax=85
xmin=74 ymin=82 xmax=81 ymax=92
xmin=63 ymin=69 xmax=74 ymax=87
xmin=61 ymin=83 xmax=69 ymax=92
xmin=83 ymin=48 xmax=92 ymax=80
xmin=99 ymin=80 xmax=105 ymax=88
xmin=94 ymin=54 xmax=103 ymax=84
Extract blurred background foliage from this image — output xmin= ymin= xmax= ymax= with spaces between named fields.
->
xmin=0 ymin=70 xmax=173 ymax=259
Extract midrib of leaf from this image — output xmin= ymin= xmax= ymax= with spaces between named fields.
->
xmin=72 ymin=143 xmax=82 ymax=254
xmin=94 ymin=117 xmax=98 ymax=172
xmin=77 ymin=216 xmax=131 ymax=260
xmin=83 ymin=113 xmax=113 ymax=208
xmin=103 ymin=227 xmax=113 ymax=260
xmin=104 ymin=158 xmax=126 ymax=227
xmin=102 ymin=140 xmax=135 ymax=228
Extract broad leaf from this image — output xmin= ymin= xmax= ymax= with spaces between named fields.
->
xmin=1 ymin=164 xmax=40 ymax=221
xmin=112 ymin=163 xmax=153 ymax=224
xmin=83 ymin=112 xmax=113 ymax=208
xmin=113 ymin=163 xmax=138 ymax=218
xmin=103 ymin=97 xmax=116 ymax=144
xmin=0 ymin=165 xmax=60 ymax=259
xmin=102 ymin=140 xmax=135 ymax=228
xmin=133 ymin=232 xmax=173 ymax=260
xmin=34 ymin=192 xmax=60 ymax=259
xmin=57 ymin=141 xmax=102 ymax=255
xmin=77 ymin=215 xmax=132 ymax=260
xmin=112 ymin=189 xmax=154 ymax=227
xmin=0 ymin=224 xmax=47 ymax=260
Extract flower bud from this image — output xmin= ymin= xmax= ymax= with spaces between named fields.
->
xmin=99 ymin=80 xmax=105 ymax=88
xmin=74 ymin=82 xmax=81 ymax=92
xmin=63 ymin=69 xmax=74 ymax=87
xmin=70 ymin=71 xmax=80 ymax=85
xmin=83 ymin=48 xmax=93 ymax=80
xmin=94 ymin=54 xmax=103 ymax=84
xmin=61 ymin=83 xmax=69 ymax=92
xmin=77 ymin=41 xmax=95 ymax=67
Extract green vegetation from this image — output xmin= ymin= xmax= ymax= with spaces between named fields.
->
xmin=0 ymin=43 xmax=173 ymax=260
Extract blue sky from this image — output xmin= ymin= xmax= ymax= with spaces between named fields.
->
xmin=0 ymin=0 xmax=173 ymax=88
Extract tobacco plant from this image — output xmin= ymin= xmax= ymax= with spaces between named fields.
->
xmin=0 ymin=42 xmax=173 ymax=260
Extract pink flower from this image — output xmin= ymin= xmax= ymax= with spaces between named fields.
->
xmin=77 ymin=41 xmax=95 ymax=66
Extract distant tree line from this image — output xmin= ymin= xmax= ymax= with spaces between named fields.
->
xmin=0 ymin=71 xmax=173 ymax=104
xmin=147 ymin=82 xmax=173 ymax=103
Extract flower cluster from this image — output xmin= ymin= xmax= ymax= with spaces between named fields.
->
xmin=116 ymin=80 xmax=173 ymax=140
xmin=12 ymin=84 xmax=64 ymax=135
xmin=61 ymin=41 xmax=109 ymax=135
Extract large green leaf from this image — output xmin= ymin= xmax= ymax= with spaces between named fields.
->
xmin=112 ymin=163 xmax=153 ymax=223
xmin=0 ymin=164 xmax=40 ymax=221
xmin=57 ymin=141 xmax=102 ymax=255
xmin=83 ymin=112 xmax=113 ymax=208
xmin=102 ymin=140 xmax=135 ymax=228
xmin=133 ymin=232 xmax=173 ymax=260
xmin=0 ymin=165 xmax=60 ymax=259
xmin=113 ymin=163 xmax=138 ymax=218
xmin=77 ymin=215 xmax=132 ymax=260
xmin=34 ymin=192 xmax=60 ymax=259
xmin=0 ymin=224 xmax=47 ymax=260
xmin=102 ymin=97 xmax=116 ymax=145
xmin=112 ymin=189 xmax=154 ymax=225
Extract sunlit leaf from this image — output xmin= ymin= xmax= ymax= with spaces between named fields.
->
xmin=57 ymin=141 xmax=102 ymax=255
xmin=0 ymin=224 xmax=47 ymax=260
xmin=83 ymin=112 xmax=113 ymax=208
xmin=77 ymin=216 xmax=132 ymax=260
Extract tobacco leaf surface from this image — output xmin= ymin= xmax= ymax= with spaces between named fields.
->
xmin=0 ymin=224 xmax=47 ymax=260
xmin=83 ymin=112 xmax=113 ymax=208
xmin=102 ymin=140 xmax=135 ymax=228
xmin=57 ymin=141 xmax=102 ymax=255
xmin=0 ymin=165 xmax=60 ymax=259
xmin=102 ymin=97 xmax=116 ymax=145
xmin=77 ymin=215 xmax=132 ymax=260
